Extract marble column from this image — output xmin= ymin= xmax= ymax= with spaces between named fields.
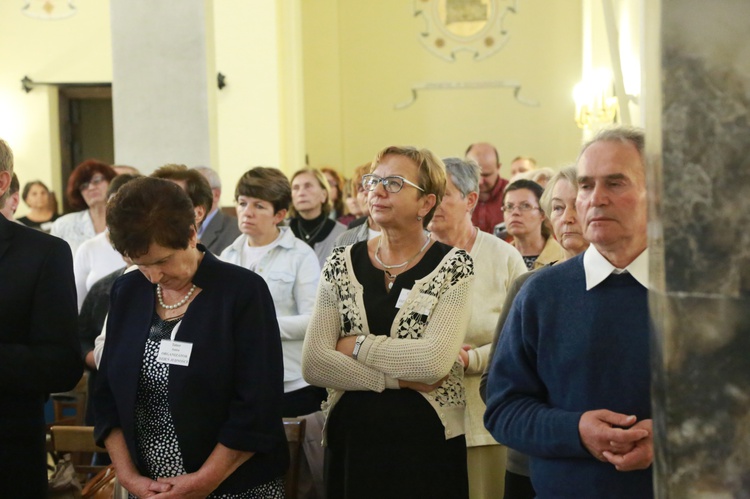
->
xmin=110 ymin=0 xmax=216 ymax=172
xmin=646 ymin=0 xmax=750 ymax=497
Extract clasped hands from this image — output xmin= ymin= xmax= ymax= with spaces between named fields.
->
xmin=121 ymin=470 xmax=216 ymax=498
xmin=578 ymin=409 xmax=653 ymax=472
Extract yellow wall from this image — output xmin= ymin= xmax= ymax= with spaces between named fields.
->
xmin=1 ymin=0 xmax=593 ymax=216
xmin=0 ymin=0 xmax=112 ymax=216
xmin=214 ymin=1 xmax=282 ymax=206
xmin=301 ymin=0 xmax=584 ymax=179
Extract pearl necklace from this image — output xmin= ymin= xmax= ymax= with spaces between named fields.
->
xmin=375 ymin=233 xmax=431 ymax=289
xmin=157 ymin=283 xmax=196 ymax=310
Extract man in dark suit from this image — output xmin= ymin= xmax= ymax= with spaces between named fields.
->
xmin=0 ymin=138 xmax=82 ymax=498
xmin=193 ymin=166 xmax=240 ymax=254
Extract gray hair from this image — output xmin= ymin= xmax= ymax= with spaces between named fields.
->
xmin=0 ymin=138 xmax=13 ymax=175
xmin=529 ymin=167 xmax=555 ymax=185
xmin=577 ymin=126 xmax=645 ymax=165
xmin=540 ymin=165 xmax=578 ymax=215
xmin=442 ymin=157 xmax=480 ymax=198
xmin=192 ymin=166 xmax=221 ymax=189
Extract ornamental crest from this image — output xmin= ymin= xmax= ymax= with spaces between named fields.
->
xmin=414 ymin=0 xmax=519 ymax=62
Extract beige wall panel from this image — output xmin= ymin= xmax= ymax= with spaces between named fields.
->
xmin=302 ymin=1 xmax=583 ymax=178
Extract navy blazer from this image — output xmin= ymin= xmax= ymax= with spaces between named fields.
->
xmin=94 ymin=249 xmax=288 ymax=494
xmin=0 ymin=215 xmax=82 ymax=497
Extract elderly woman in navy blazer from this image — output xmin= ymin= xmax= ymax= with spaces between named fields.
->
xmin=93 ymin=177 xmax=288 ymax=498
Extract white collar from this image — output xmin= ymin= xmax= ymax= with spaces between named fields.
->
xmin=583 ymin=245 xmax=649 ymax=290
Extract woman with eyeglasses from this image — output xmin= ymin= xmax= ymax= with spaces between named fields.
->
xmin=302 ymin=146 xmax=474 ymax=499
xmin=51 ymin=159 xmax=117 ymax=256
xmin=502 ymin=179 xmax=565 ymax=270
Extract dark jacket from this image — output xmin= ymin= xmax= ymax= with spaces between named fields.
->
xmin=78 ymin=266 xmax=126 ymax=425
xmin=0 ymin=216 xmax=82 ymax=498
xmin=200 ymin=209 xmax=241 ymax=255
xmin=94 ymin=249 xmax=288 ymax=494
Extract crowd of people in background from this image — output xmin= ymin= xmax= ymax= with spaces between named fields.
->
xmin=0 ymin=127 xmax=654 ymax=499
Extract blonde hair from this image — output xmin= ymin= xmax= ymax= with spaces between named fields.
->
xmin=289 ymin=168 xmax=332 ymax=218
xmin=540 ymin=166 xmax=578 ymax=215
xmin=370 ymin=146 xmax=446 ymax=227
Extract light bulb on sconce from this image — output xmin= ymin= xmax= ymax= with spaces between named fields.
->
xmin=573 ymin=68 xmax=619 ymax=129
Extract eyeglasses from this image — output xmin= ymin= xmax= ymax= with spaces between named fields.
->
xmin=361 ymin=174 xmax=424 ymax=194
xmin=501 ymin=202 xmax=540 ymax=213
xmin=79 ymin=175 xmax=107 ymax=192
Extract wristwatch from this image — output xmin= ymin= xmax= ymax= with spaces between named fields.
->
xmin=352 ymin=335 xmax=366 ymax=360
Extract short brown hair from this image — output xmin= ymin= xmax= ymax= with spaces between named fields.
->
xmin=151 ymin=164 xmax=213 ymax=217
xmin=350 ymin=163 xmax=371 ymax=194
xmin=235 ymin=167 xmax=291 ymax=214
xmin=66 ymin=160 xmax=117 ymax=210
xmin=107 ymin=177 xmax=196 ymax=258
xmin=22 ymin=180 xmax=49 ymax=203
xmin=289 ymin=168 xmax=332 ymax=218
xmin=8 ymin=173 xmax=19 ymax=195
xmin=107 ymin=173 xmax=141 ymax=199
xmin=370 ymin=146 xmax=446 ymax=227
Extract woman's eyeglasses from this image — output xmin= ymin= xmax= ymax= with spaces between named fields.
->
xmin=79 ymin=175 xmax=107 ymax=192
xmin=361 ymin=174 xmax=424 ymax=194
xmin=501 ymin=202 xmax=540 ymax=213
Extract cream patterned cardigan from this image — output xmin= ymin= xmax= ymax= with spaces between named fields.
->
xmin=302 ymin=244 xmax=474 ymax=444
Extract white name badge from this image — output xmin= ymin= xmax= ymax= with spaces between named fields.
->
xmin=157 ymin=340 xmax=193 ymax=366
xmin=395 ymin=288 xmax=411 ymax=309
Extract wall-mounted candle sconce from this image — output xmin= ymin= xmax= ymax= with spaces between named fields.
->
xmin=573 ymin=68 xmax=619 ymax=129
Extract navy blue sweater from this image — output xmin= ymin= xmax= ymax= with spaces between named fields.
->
xmin=484 ymin=254 xmax=652 ymax=498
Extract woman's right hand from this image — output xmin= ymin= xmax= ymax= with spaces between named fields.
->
xmin=118 ymin=471 xmax=172 ymax=498
xmin=398 ymin=375 xmax=449 ymax=392
xmin=104 ymin=428 xmax=172 ymax=498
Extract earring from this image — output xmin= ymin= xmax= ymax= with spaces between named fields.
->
xmin=417 ymin=215 xmax=423 ymax=221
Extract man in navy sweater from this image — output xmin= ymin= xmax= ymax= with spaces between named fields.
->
xmin=484 ymin=127 xmax=653 ymax=498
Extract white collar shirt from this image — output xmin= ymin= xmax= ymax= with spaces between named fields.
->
xmin=583 ymin=245 xmax=649 ymax=291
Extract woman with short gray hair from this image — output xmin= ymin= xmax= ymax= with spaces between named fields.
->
xmin=429 ymin=157 xmax=527 ymax=498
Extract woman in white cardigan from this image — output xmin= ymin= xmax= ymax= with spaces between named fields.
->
xmin=302 ymin=146 xmax=474 ymax=499
xmin=220 ymin=167 xmax=323 ymax=417
xmin=51 ymin=160 xmax=117 ymax=256
xmin=429 ymin=158 xmax=527 ymax=499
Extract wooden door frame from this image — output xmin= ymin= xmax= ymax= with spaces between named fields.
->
xmin=58 ymin=85 xmax=112 ymax=213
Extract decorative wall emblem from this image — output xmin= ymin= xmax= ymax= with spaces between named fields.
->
xmin=414 ymin=0 xmax=519 ymax=62
xmin=21 ymin=0 xmax=77 ymax=20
